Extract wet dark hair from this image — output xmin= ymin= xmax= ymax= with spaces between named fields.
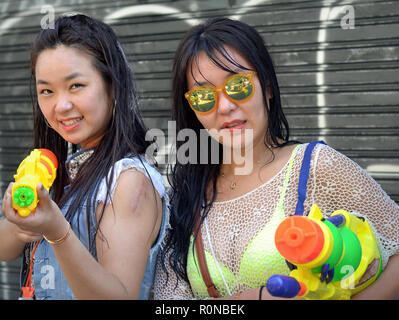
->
xmin=161 ymin=17 xmax=295 ymax=283
xmin=30 ymin=14 xmax=151 ymax=251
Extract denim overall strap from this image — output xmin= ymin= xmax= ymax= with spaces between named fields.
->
xmin=294 ymin=141 xmax=327 ymax=216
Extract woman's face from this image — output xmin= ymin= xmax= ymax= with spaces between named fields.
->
xmin=35 ymin=45 xmax=112 ymax=149
xmin=186 ymin=46 xmax=270 ymax=153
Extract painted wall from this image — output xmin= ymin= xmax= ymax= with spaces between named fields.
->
xmin=0 ymin=0 xmax=398 ymax=299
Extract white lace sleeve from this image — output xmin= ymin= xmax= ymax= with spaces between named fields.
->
xmin=96 ymin=156 xmax=165 ymax=204
xmin=153 ymin=232 xmax=195 ymax=300
xmin=310 ymin=144 xmax=399 ymax=269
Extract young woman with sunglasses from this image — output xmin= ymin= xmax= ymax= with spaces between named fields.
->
xmin=154 ymin=17 xmax=399 ymax=300
xmin=0 ymin=14 xmax=169 ymax=299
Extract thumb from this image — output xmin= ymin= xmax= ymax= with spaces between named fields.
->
xmin=36 ymin=183 xmax=50 ymax=204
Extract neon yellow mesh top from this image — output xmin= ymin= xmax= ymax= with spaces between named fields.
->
xmin=154 ymin=143 xmax=399 ymax=299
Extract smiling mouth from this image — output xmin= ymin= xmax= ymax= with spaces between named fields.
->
xmin=60 ymin=117 xmax=83 ymax=126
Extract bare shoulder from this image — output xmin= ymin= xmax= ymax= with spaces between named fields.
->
xmin=114 ymin=168 xmax=162 ymax=212
xmin=98 ymin=168 xmax=162 ymax=223
xmin=275 ymin=143 xmax=300 ymax=163
xmin=97 ymin=168 xmax=163 ymax=247
xmin=117 ymin=168 xmax=156 ymax=190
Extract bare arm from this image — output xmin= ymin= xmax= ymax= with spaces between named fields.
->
xmin=311 ymin=145 xmax=399 ymax=299
xmin=2 ymin=170 xmax=162 ymax=299
xmin=222 ymin=255 xmax=399 ymax=300
xmin=0 ymin=184 xmax=42 ymax=261
xmin=0 ymin=218 xmax=27 ymax=261
xmin=52 ymin=169 xmax=162 ymax=299
xmin=352 ymin=254 xmax=399 ymax=300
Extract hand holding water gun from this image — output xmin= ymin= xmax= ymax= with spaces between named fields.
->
xmin=12 ymin=149 xmax=58 ymax=217
xmin=267 ymin=204 xmax=382 ymax=300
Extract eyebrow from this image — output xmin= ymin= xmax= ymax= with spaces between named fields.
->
xmin=36 ymin=72 xmax=84 ymax=85
xmin=194 ymin=68 xmax=243 ymax=87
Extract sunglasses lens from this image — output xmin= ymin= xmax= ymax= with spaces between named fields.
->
xmin=225 ymin=74 xmax=253 ymax=101
xmin=188 ymin=88 xmax=216 ymax=113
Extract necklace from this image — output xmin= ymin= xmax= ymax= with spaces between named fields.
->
xmin=66 ymin=149 xmax=94 ymax=181
xmin=219 ymin=144 xmax=276 ymax=191
xmin=220 ymin=172 xmax=237 ymax=190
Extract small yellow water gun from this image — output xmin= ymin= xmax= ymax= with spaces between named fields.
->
xmin=12 ymin=149 xmax=58 ymax=217
xmin=266 ymin=204 xmax=382 ymax=300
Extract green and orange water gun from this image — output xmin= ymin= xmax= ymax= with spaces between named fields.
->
xmin=267 ymin=204 xmax=382 ymax=300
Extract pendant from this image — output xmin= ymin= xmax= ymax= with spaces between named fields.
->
xmin=221 ymin=172 xmax=237 ymax=190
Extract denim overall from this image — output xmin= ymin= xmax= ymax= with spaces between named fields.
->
xmin=22 ymin=151 xmax=169 ymax=300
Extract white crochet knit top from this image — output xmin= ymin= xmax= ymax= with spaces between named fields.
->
xmin=154 ymin=143 xmax=399 ymax=299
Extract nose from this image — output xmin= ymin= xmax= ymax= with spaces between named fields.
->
xmin=217 ymin=91 xmax=236 ymax=115
xmin=54 ymin=95 xmax=73 ymax=113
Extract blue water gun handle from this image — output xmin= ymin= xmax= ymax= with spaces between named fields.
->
xmin=266 ymin=275 xmax=301 ymax=298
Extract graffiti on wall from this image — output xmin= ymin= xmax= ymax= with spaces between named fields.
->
xmin=0 ymin=0 xmax=397 ymax=189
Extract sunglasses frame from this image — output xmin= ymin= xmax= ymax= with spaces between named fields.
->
xmin=184 ymin=71 xmax=257 ymax=115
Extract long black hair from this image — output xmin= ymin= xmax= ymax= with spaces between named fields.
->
xmin=30 ymin=14 xmax=151 ymax=251
xmin=161 ymin=17 xmax=294 ymax=283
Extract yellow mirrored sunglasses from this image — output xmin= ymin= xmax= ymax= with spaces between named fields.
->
xmin=184 ymin=71 xmax=257 ymax=115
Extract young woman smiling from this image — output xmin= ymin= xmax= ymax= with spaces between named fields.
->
xmin=0 ymin=14 xmax=169 ymax=300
